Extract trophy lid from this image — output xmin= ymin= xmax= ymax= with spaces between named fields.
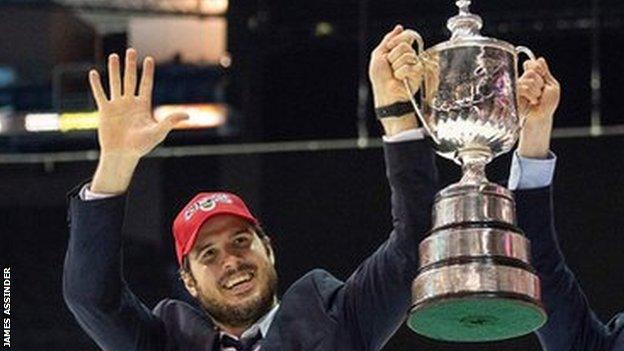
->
xmin=424 ymin=0 xmax=518 ymax=55
xmin=447 ymin=0 xmax=483 ymax=40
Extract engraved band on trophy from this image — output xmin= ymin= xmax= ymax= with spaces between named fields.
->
xmin=403 ymin=0 xmax=547 ymax=342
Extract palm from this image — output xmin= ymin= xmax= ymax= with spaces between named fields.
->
xmin=98 ymin=96 xmax=161 ymax=156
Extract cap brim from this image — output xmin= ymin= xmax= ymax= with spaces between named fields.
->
xmin=180 ymin=211 xmax=259 ymax=263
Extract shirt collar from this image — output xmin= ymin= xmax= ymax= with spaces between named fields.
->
xmin=219 ymin=303 xmax=280 ymax=341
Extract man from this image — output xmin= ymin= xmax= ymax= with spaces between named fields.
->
xmin=62 ymin=25 xmax=555 ymax=351
xmin=63 ymin=25 xmax=438 ymax=351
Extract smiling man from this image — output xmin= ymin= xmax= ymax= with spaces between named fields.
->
xmin=62 ymin=26 xmax=443 ymax=351
xmin=174 ymin=193 xmax=279 ymax=339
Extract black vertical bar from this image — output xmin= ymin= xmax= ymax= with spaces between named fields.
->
xmin=590 ymin=0 xmax=602 ymax=134
xmin=356 ymin=0 xmax=370 ymax=144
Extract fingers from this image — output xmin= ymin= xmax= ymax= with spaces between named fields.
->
xmin=138 ymin=56 xmax=155 ymax=104
xmin=108 ymin=54 xmax=122 ymax=99
xmin=94 ymin=50 xmax=156 ymax=104
xmin=523 ymin=59 xmax=540 ymax=73
xmin=518 ymin=83 xmax=539 ymax=105
xmin=164 ymin=112 xmax=190 ymax=126
xmin=520 ymin=70 xmax=544 ymax=85
xmin=124 ymin=48 xmax=138 ymax=96
xmin=519 ymin=57 xmax=560 ymax=108
xmin=387 ymin=42 xmax=416 ymax=64
xmin=519 ymin=70 xmax=544 ymax=95
xmin=386 ymin=29 xmax=421 ymax=50
xmin=155 ymin=112 xmax=189 ymax=137
xmin=391 ymin=52 xmax=418 ymax=71
xmin=88 ymin=70 xmax=107 ymax=108
xmin=537 ymin=57 xmax=559 ymax=86
xmin=518 ymin=71 xmax=543 ymax=104
xmin=385 ymin=37 xmax=422 ymax=84
xmin=393 ymin=63 xmax=422 ymax=83
xmin=374 ymin=25 xmax=403 ymax=54
xmin=524 ymin=57 xmax=559 ymax=86
xmin=520 ymin=58 xmax=554 ymax=105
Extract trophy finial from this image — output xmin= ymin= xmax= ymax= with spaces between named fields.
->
xmin=447 ymin=0 xmax=483 ymax=39
xmin=456 ymin=0 xmax=471 ymax=15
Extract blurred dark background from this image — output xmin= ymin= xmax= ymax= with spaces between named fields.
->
xmin=1 ymin=0 xmax=623 ymax=350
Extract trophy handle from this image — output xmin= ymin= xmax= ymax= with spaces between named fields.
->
xmin=515 ymin=46 xmax=537 ymax=128
xmin=402 ymin=31 xmax=440 ymax=145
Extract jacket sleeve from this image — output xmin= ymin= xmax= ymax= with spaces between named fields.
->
xmin=515 ymin=186 xmax=623 ymax=351
xmin=62 ymin=186 xmax=167 ymax=351
xmin=336 ymin=139 xmax=439 ymax=351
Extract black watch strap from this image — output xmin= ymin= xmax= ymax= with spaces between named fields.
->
xmin=374 ymin=101 xmax=414 ymax=119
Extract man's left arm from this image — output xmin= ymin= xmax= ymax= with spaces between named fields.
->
xmin=511 ymin=58 xmax=623 ymax=350
xmin=332 ymin=26 xmax=440 ymax=351
xmin=338 ymin=129 xmax=437 ymax=351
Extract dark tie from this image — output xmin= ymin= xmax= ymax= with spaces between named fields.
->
xmin=220 ymin=330 xmax=262 ymax=351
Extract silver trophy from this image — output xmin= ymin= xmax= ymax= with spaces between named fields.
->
xmin=404 ymin=0 xmax=547 ymax=342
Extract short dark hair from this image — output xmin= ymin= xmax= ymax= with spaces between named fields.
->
xmin=179 ymin=223 xmax=268 ymax=277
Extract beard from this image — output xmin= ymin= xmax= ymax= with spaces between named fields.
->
xmin=198 ymin=263 xmax=278 ymax=328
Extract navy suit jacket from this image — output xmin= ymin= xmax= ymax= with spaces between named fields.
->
xmin=515 ymin=187 xmax=624 ymax=351
xmin=62 ymin=140 xmax=439 ymax=351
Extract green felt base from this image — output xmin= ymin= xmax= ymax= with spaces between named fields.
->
xmin=407 ymin=295 xmax=547 ymax=342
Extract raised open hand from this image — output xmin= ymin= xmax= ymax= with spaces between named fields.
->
xmin=89 ymin=49 xmax=188 ymax=194
xmin=89 ymin=48 xmax=188 ymax=158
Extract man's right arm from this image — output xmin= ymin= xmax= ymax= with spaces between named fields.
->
xmin=64 ymin=189 xmax=168 ymax=350
xmin=330 ymin=27 xmax=439 ymax=351
xmin=62 ymin=49 xmax=187 ymax=350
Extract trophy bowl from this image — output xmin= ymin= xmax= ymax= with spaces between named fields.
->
xmin=407 ymin=2 xmax=536 ymax=166
xmin=420 ymin=44 xmax=523 ymax=163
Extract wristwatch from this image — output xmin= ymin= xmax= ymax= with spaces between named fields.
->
xmin=374 ymin=101 xmax=414 ymax=119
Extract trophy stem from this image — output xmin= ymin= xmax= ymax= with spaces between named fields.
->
xmin=458 ymin=149 xmax=491 ymax=184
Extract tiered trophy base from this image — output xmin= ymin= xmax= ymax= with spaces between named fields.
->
xmin=407 ymin=182 xmax=546 ymax=342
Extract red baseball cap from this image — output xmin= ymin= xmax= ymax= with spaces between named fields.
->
xmin=172 ymin=192 xmax=259 ymax=265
